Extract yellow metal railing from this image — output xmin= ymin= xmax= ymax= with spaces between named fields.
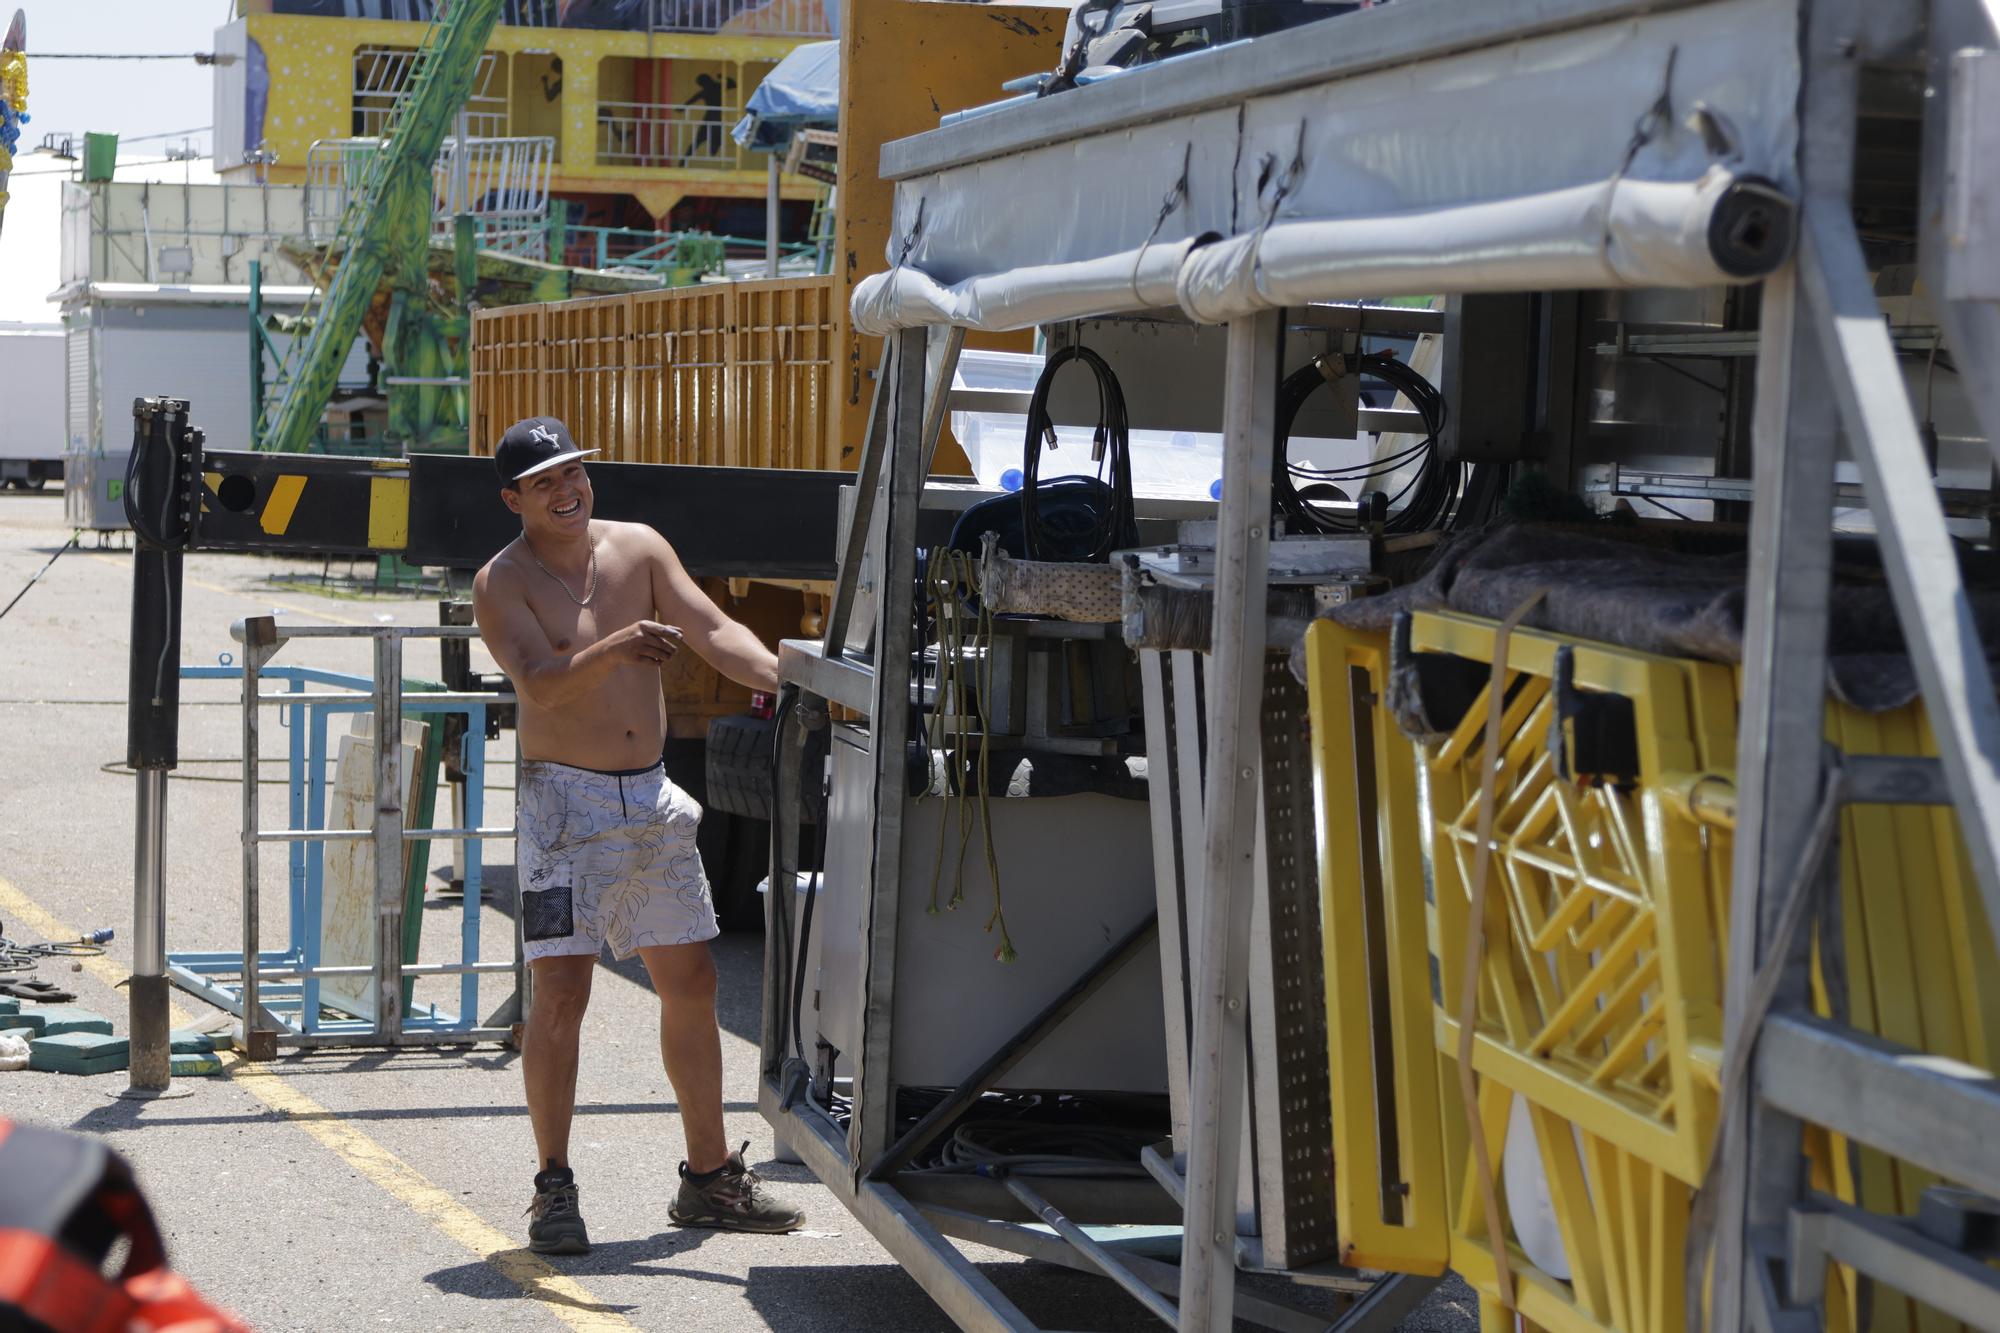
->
xmin=1305 ymin=610 xmax=2000 ymax=1333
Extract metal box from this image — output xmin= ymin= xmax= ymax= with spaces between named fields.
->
xmin=806 ymin=722 xmax=1166 ymax=1093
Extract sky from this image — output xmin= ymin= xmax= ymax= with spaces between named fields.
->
xmin=0 ymin=3 xmax=237 ymax=321
xmin=11 ymin=1 xmax=235 ymax=165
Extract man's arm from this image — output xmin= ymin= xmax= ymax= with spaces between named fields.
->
xmin=643 ymin=528 xmax=781 ymax=692
xmin=473 ymin=555 xmax=681 ymax=708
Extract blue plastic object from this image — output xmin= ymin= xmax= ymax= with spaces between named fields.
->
xmin=1000 ymin=468 xmax=1024 ymax=492
xmin=1209 ymin=478 xmax=1224 ymax=500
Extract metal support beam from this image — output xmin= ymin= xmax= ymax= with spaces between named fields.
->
xmin=1002 ymin=1175 xmax=1181 ymax=1328
xmin=871 ymin=915 xmax=1160 ymax=1178
xmin=767 ymin=154 xmax=782 ymax=280
xmin=920 ymin=325 xmax=967 ymax=477
xmin=918 ymin=1205 xmax=1341 ymax=1333
xmin=1710 ymin=258 xmax=1840 ymax=1331
xmin=765 ymin=1087 xmax=1037 ymax=1331
xmin=1789 ymin=1195 xmax=2000 ymax=1332
xmin=373 ymin=634 xmax=406 ymax=1043
xmin=1756 ymin=1012 xmax=2000 ymax=1201
xmin=1799 ymin=200 xmax=2000 ymax=951
xmin=850 ymin=327 xmax=929 ymax=1173
xmin=1178 ymin=307 xmax=1282 ymax=1332
xmin=823 ymin=340 xmax=895 ymax=659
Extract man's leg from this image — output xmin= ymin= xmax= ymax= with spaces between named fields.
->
xmin=523 ymin=953 xmax=596 ymax=1170
xmin=636 ymin=941 xmax=727 ymax=1174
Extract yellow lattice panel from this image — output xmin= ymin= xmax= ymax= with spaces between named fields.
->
xmin=1304 ymin=621 xmax=1457 ymax=1276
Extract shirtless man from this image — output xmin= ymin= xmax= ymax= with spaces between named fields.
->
xmin=473 ymin=416 xmax=803 ymax=1254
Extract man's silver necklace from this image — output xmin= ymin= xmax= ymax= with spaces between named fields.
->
xmin=531 ymin=534 xmax=597 ymax=607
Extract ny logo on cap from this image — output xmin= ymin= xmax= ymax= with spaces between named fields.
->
xmin=531 ymin=424 xmax=561 ymax=446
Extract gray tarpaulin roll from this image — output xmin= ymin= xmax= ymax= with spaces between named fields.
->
xmin=852 ymin=170 xmax=1790 ymax=333
xmin=1173 ymin=169 xmax=1791 ymax=324
xmin=851 ymin=236 xmax=1204 ymax=338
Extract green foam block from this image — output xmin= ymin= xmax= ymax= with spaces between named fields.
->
xmin=171 ymin=1053 xmax=224 ymax=1077
xmin=22 ymin=1006 xmax=113 ymax=1038
xmin=0 ymin=996 xmax=18 ymax=1015
xmin=29 ymin=1031 xmax=129 ymax=1074
xmin=2 ymin=1011 xmax=47 ymax=1035
xmin=170 ymin=1028 xmax=223 ymax=1054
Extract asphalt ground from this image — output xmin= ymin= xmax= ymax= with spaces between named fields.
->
xmin=0 ymin=493 xmax=1476 ymax=1333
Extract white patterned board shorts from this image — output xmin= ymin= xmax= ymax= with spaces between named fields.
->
xmin=515 ymin=760 xmax=720 ymax=963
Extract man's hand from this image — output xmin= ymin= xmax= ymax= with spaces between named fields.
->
xmin=605 ymin=620 xmax=684 ymax=667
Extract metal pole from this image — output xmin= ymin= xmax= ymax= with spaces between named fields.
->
xmin=850 ymin=327 xmax=928 ymax=1171
xmin=248 ymin=259 xmax=264 ymax=451
xmin=767 ymin=153 xmax=781 ymax=279
xmin=1177 ymin=307 xmax=1282 ymax=1332
xmin=123 ymin=399 xmax=195 ymax=1095
xmin=374 ymin=632 xmax=406 ymax=1042
xmin=450 ymin=109 xmax=471 ymax=218
xmin=1002 ymin=1175 xmax=1180 ymax=1327
xmin=239 ymin=619 xmax=277 ymax=1060
xmin=1710 ymin=0 xmax=1866 ymax=1319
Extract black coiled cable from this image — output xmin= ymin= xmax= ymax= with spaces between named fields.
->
xmin=1019 ymin=344 xmax=1139 ymax=562
xmin=1272 ymin=349 xmax=1459 ymax=535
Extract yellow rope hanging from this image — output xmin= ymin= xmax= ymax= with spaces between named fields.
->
xmin=921 ymin=546 xmax=1015 ymax=961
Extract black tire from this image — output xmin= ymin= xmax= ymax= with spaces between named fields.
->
xmin=705 ymin=713 xmax=778 ymax=822
xmin=705 ymin=712 xmax=828 ymax=825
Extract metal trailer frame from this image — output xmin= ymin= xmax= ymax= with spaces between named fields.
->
xmin=758 ymin=0 xmax=2000 ymax=1329
xmin=199 ymin=618 xmax=522 ymax=1057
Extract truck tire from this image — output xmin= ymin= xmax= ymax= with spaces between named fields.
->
xmin=705 ymin=713 xmax=828 ymax=826
xmin=705 ymin=714 xmax=777 ymax=822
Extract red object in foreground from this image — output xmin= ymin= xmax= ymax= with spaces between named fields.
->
xmin=0 ymin=1118 xmax=253 ymax=1333
xmin=749 ymin=691 xmax=776 ymax=720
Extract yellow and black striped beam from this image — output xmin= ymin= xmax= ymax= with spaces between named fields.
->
xmin=193 ymin=451 xmax=858 ymax=579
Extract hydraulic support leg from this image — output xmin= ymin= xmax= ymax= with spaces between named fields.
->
xmin=123 ymin=399 xmax=200 ymax=1096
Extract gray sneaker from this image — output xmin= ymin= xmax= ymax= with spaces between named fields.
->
xmin=527 ymin=1167 xmax=591 ymax=1254
xmin=669 ymin=1142 xmax=805 ymax=1234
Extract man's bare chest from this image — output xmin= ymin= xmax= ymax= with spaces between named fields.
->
xmin=522 ymin=567 xmax=655 ymax=653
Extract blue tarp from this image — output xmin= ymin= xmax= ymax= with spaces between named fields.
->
xmin=732 ymin=40 xmax=839 ymax=151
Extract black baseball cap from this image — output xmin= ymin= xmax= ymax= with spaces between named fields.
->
xmin=495 ymin=416 xmax=599 ymax=486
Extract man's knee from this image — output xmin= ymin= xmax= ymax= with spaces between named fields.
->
xmin=646 ymin=943 xmax=717 ymax=1004
xmin=529 ymin=960 xmax=594 ymax=1028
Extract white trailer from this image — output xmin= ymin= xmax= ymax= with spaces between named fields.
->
xmin=0 ymin=321 xmax=65 ymax=490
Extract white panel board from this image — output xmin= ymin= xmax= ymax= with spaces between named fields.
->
xmin=320 ymin=716 xmax=429 ymax=1022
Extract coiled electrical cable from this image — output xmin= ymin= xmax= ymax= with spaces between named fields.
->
xmin=1019 ymin=344 xmax=1139 ymax=562
xmin=1272 ymin=349 xmax=1460 ymax=535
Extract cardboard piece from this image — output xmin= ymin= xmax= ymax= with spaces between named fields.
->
xmin=319 ymin=715 xmax=432 ymax=1023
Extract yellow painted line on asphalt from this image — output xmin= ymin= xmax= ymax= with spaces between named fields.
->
xmin=0 ymin=873 xmax=638 ymax=1333
xmin=84 ymin=552 xmax=376 ymax=628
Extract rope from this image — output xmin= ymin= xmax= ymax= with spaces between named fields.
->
xmin=1454 ymin=588 xmax=1547 ymax=1313
xmin=921 ymin=547 xmax=1014 ymax=961
xmin=1681 ymin=766 xmax=1843 ymax=1333
xmin=0 ymin=529 xmax=80 ymax=624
